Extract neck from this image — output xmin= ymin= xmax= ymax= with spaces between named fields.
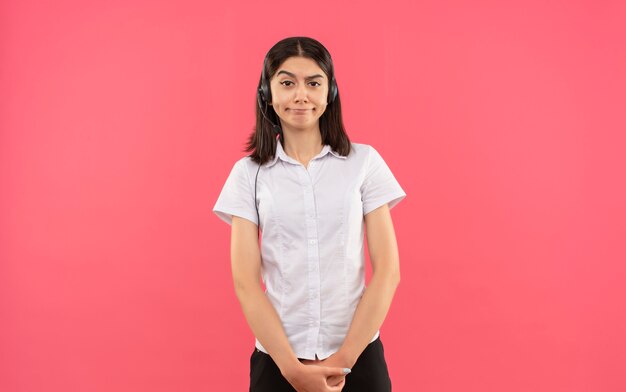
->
xmin=281 ymin=125 xmax=324 ymax=165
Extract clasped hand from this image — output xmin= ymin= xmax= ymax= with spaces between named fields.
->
xmin=284 ymin=352 xmax=352 ymax=392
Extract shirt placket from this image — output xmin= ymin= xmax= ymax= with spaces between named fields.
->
xmin=299 ymin=164 xmax=321 ymax=356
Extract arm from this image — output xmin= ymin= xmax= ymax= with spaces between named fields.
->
xmin=230 ymin=216 xmax=349 ymax=391
xmin=329 ymin=203 xmax=401 ymax=368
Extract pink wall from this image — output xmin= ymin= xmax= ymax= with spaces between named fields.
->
xmin=1 ymin=0 xmax=625 ymax=391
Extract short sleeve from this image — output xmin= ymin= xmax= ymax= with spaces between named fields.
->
xmin=361 ymin=145 xmax=407 ymax=216
xmin=212 ymin=159 xmax=259 ymax=226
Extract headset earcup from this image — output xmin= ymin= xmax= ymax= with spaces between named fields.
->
xmin=259 ymin=83 xmax=271 ymax=103
xmin=328 ymin=76 xmax=337 ymax=103
xmin=265 ymin=83 xmax=272 ymax=103
xmin=260 ymin=56 xmax=271 ymax=103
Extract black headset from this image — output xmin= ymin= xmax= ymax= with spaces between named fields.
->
xmin=254 ymin=52 xmax=338 ymax=232
xmin=257 ymin=56 xmax=338 ymax=108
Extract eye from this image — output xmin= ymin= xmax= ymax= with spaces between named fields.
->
xmin=279 ymin=81 xmax=321 ymax=87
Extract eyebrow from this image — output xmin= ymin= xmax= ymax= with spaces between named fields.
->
xmin=276 ymin=70 xmax=324 ymax=80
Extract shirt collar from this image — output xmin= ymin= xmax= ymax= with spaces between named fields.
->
xmin=265 ymin=140 xmax=346 ymax=168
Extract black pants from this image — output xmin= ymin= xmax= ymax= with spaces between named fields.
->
xmin=249 ymin=336 xmax=392 ymax=391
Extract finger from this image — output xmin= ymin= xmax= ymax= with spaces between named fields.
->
xmin=326 ymin=375 xmax=345 ymax=387
xmin=327 ymin=384 xmax=344 ymax=392
xmin=326 ymin=367 xmax=351 ymax=376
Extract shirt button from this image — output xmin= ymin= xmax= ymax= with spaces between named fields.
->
xmin=309 ymin=239 xmax=317 ymax=244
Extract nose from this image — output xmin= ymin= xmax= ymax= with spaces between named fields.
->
xmin=294 ymin=82 xmax=309 ymax=102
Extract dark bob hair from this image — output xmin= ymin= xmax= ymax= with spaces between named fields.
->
xmin=245 ymin=36 xmax=352 ymax=165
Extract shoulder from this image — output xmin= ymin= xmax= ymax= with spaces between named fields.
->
xmin=347 ymin=142 xmax=380 ymax=164
xmin=347 ymin=142 xmax=374 ymax=158
xmin=232 ymin=155 xmax=261 ymax=171
xmin=223 ymin=156 xmax=258 ymax=184
xmin=235 ymin=155 xmax=255 ymax=168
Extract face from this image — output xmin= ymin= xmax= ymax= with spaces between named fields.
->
xmin=268 ymin=56 xmax=330 ymax=131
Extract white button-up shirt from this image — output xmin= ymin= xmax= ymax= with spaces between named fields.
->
xmin=213 ymin=141 xmax=406 ymax=360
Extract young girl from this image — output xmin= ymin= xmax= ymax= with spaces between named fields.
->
xmin=213 ymin=36 xmax=406 ymax=392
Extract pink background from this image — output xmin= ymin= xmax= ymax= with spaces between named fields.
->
xmin=1 ymin=0 xmax=625 ymax=391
